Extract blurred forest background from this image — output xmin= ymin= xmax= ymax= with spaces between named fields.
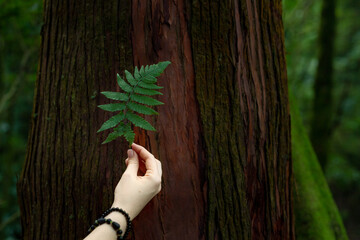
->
xmin=0 ymin=0 xmax=359 ymax=239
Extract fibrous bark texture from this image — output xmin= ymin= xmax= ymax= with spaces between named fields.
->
xmin=130 ymin=0 xmax=206 ymax=238
xmin=17 ymin=0 xmax=293 ymax=239
xmin=17 ymin=1 xmax=133 ymax=239
xmin=190 ymin=0 xmax=293 ymax=239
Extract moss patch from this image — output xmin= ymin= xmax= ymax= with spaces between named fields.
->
xmin=290 ymin=91 xmax=348 ymax=240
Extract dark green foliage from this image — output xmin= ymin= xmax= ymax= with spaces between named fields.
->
xmin=284 ymin=0 xmax=360 ymax=237
xmin=310 ymin=0 xmax=336 ymax=168
xmin=98 ymin=61 xmax=170 ymax=146
xmin=0 ymin=1 xmax=42 ymax=239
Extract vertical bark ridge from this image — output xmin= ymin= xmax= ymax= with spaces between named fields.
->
xmin=17 ymin=0 xmax=133 ymax=239
xmin=233 ymin=0 xmax=293 ymax=238
xmin=130 ymin=0 xmax=206 ymax=239
xmin=190 ymin=0 xmax=250 ymax=239
xmin=191 ymin=0 xmax=293 ymax=238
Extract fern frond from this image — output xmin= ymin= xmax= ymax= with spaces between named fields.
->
xmin=98 ymin=103 xmax=126 ymax=112
xmin=126 ymin=112 xmax=156 ymax=131
xmin=117 ymin=74 xmax=132 ymax=93
xmin=103 ymin=128 xmax=124 ymax=144
xmin=124 ymin=70 xmax=138 ymax=86
xmin=131 ymin=94 xmax=164 ymax=106
xmin=101 ymin=92 xmax=128 ymax=101
xmin=127 ymin=102 xmax=158 ymax=115
xmin=138 ymin=81 xmax=164 ymax=90
xmin=97 ymin=114 xmax=125 ymax=133
xmin=134 ymin=87 xmax=162 ymax=96
xmin=103 ymin=122 xmax=128 ymax=144
xmin=123 ymin=124 xmax=135 ymax=144
xmin=97 ymin=61 xmax=171 ymax=146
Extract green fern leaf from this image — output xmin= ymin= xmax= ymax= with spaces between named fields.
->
xmin=127 ymin=102 xmax=158 ymax=115
xmin=145 ymin=61 xmax=171 ymax=77
xmin=125 ymin=70 xmax=138 ymax=86
xmin=138 ymin=61 xmax=171 ymax=83
xmin=134 ymin=66 xmax=140 ymax=80
xmin=101 ymin=91 xmax=128 ymax=101
xmin=138 ymin=81 xmax=164 ymax=90
xmin=155 ymin=61 xmax=171 ymax=75
xmin=140 ymin=66 xmax=145 ymax=75
xmin=133 ymin=86 xmax=162 ymax=96
xmin=102 ymin=122 xmax=130 ymax=144
xmin=97 ymin=61 xmax=171 ymax=146
xmin=103 ymin=129 xmax=123 ymax=144
xmin=131 ymin=94 xmax=164 ymax=106
xmin=117 ymin=74 xmax=132 ymax=93
xmin=142 ymin=75 xmax=157 ymax=83
xmin=97 ymin=114 xmax=125 ymax=133
xmin=126 ymin=112 xmax=156 ymax=131
xmin=123 ymin=124 xmax=135 ymax=145
xmin=98 ymin=103 xmax=126 ymax=112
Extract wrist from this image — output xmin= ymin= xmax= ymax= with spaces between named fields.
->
xmin=111 ymin=201 xmax=136 ymax=221
xmin=104 ymin=206 xmax=133 ymax=238
xmin=107 ymin=212 xmax=127 ymax=236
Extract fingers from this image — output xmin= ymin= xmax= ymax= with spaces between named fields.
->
xmin=131 ymin=143 xmax=162 ymax=186
xmin=131 ymin=143 xmax=157 ymax=172
xmin=124 ymin=149 xmax=139 ymax=176
xmin=126 ymin=158 xmax=146 ymax=175
xmin=157 ymin=160 xmax=162 ymax=177
xmin=131 ymin=143 xmax=153 ymax=160
xmin=129 ymin=143 xmax=162 ymax=195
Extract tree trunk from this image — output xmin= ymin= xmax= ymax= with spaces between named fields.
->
xmin=17 ymin=0 xmax=294 ymax=239
xmin=290 ymin=91 xmax=348 ymax=240
xmin=310 ymin=0 xmax=336 ymax=168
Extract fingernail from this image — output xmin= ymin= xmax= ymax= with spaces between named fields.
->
xmin=127 ymin=149 xmax=133 ymax=158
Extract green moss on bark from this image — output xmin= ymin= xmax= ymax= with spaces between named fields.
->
xmin=290 ymin=91 xmax=348 ymax=240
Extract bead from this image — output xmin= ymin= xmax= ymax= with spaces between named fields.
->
xmin=117 ymin=229 xmax=123 ymax=235
xmin=99 ymin=207 xmax=132 ymax=239
xmin=117 ymin=236 xmax=123 ymax=240
xmin=90 ymin=225 xmax=96 ymax=230
xmin=97 ymin=218 xmax=106 ymax=224
xmin=112 ymin=221 xmax=120 ymax=230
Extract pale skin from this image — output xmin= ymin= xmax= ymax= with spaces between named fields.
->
xmin=84 ymin=142 xmax=162 ymax=240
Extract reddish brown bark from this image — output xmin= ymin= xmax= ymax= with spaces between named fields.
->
xmin=17 ymin=1 xmax=133 ymax=239
xmin=130 ymin=1 xmax=206 ymax=238
xmin=17 ymin=0 xmax=293 ymax=239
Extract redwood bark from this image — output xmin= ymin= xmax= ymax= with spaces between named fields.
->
xmin=17 ymin=1 xmax=133 ymax=239
xmin=17 ymin=0 xmax=293 ymax=239
xmin=190 ymin=0 xmax=293 ymax=238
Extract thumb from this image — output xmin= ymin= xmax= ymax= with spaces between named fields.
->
xmin=124 ymin=149 xmax=139 ymax=176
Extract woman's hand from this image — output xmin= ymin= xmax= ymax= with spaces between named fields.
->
xmin=112 ymin=142 xmax=162 ymax=220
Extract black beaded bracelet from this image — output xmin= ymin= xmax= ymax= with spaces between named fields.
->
xmin=88 ymin=217 xmax=124 ymax=239
xmin=101 ymin=207 xmax=132 ymax=239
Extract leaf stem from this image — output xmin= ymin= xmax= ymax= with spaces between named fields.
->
xmin=122 ymin=70 xmax=145 ymax=127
